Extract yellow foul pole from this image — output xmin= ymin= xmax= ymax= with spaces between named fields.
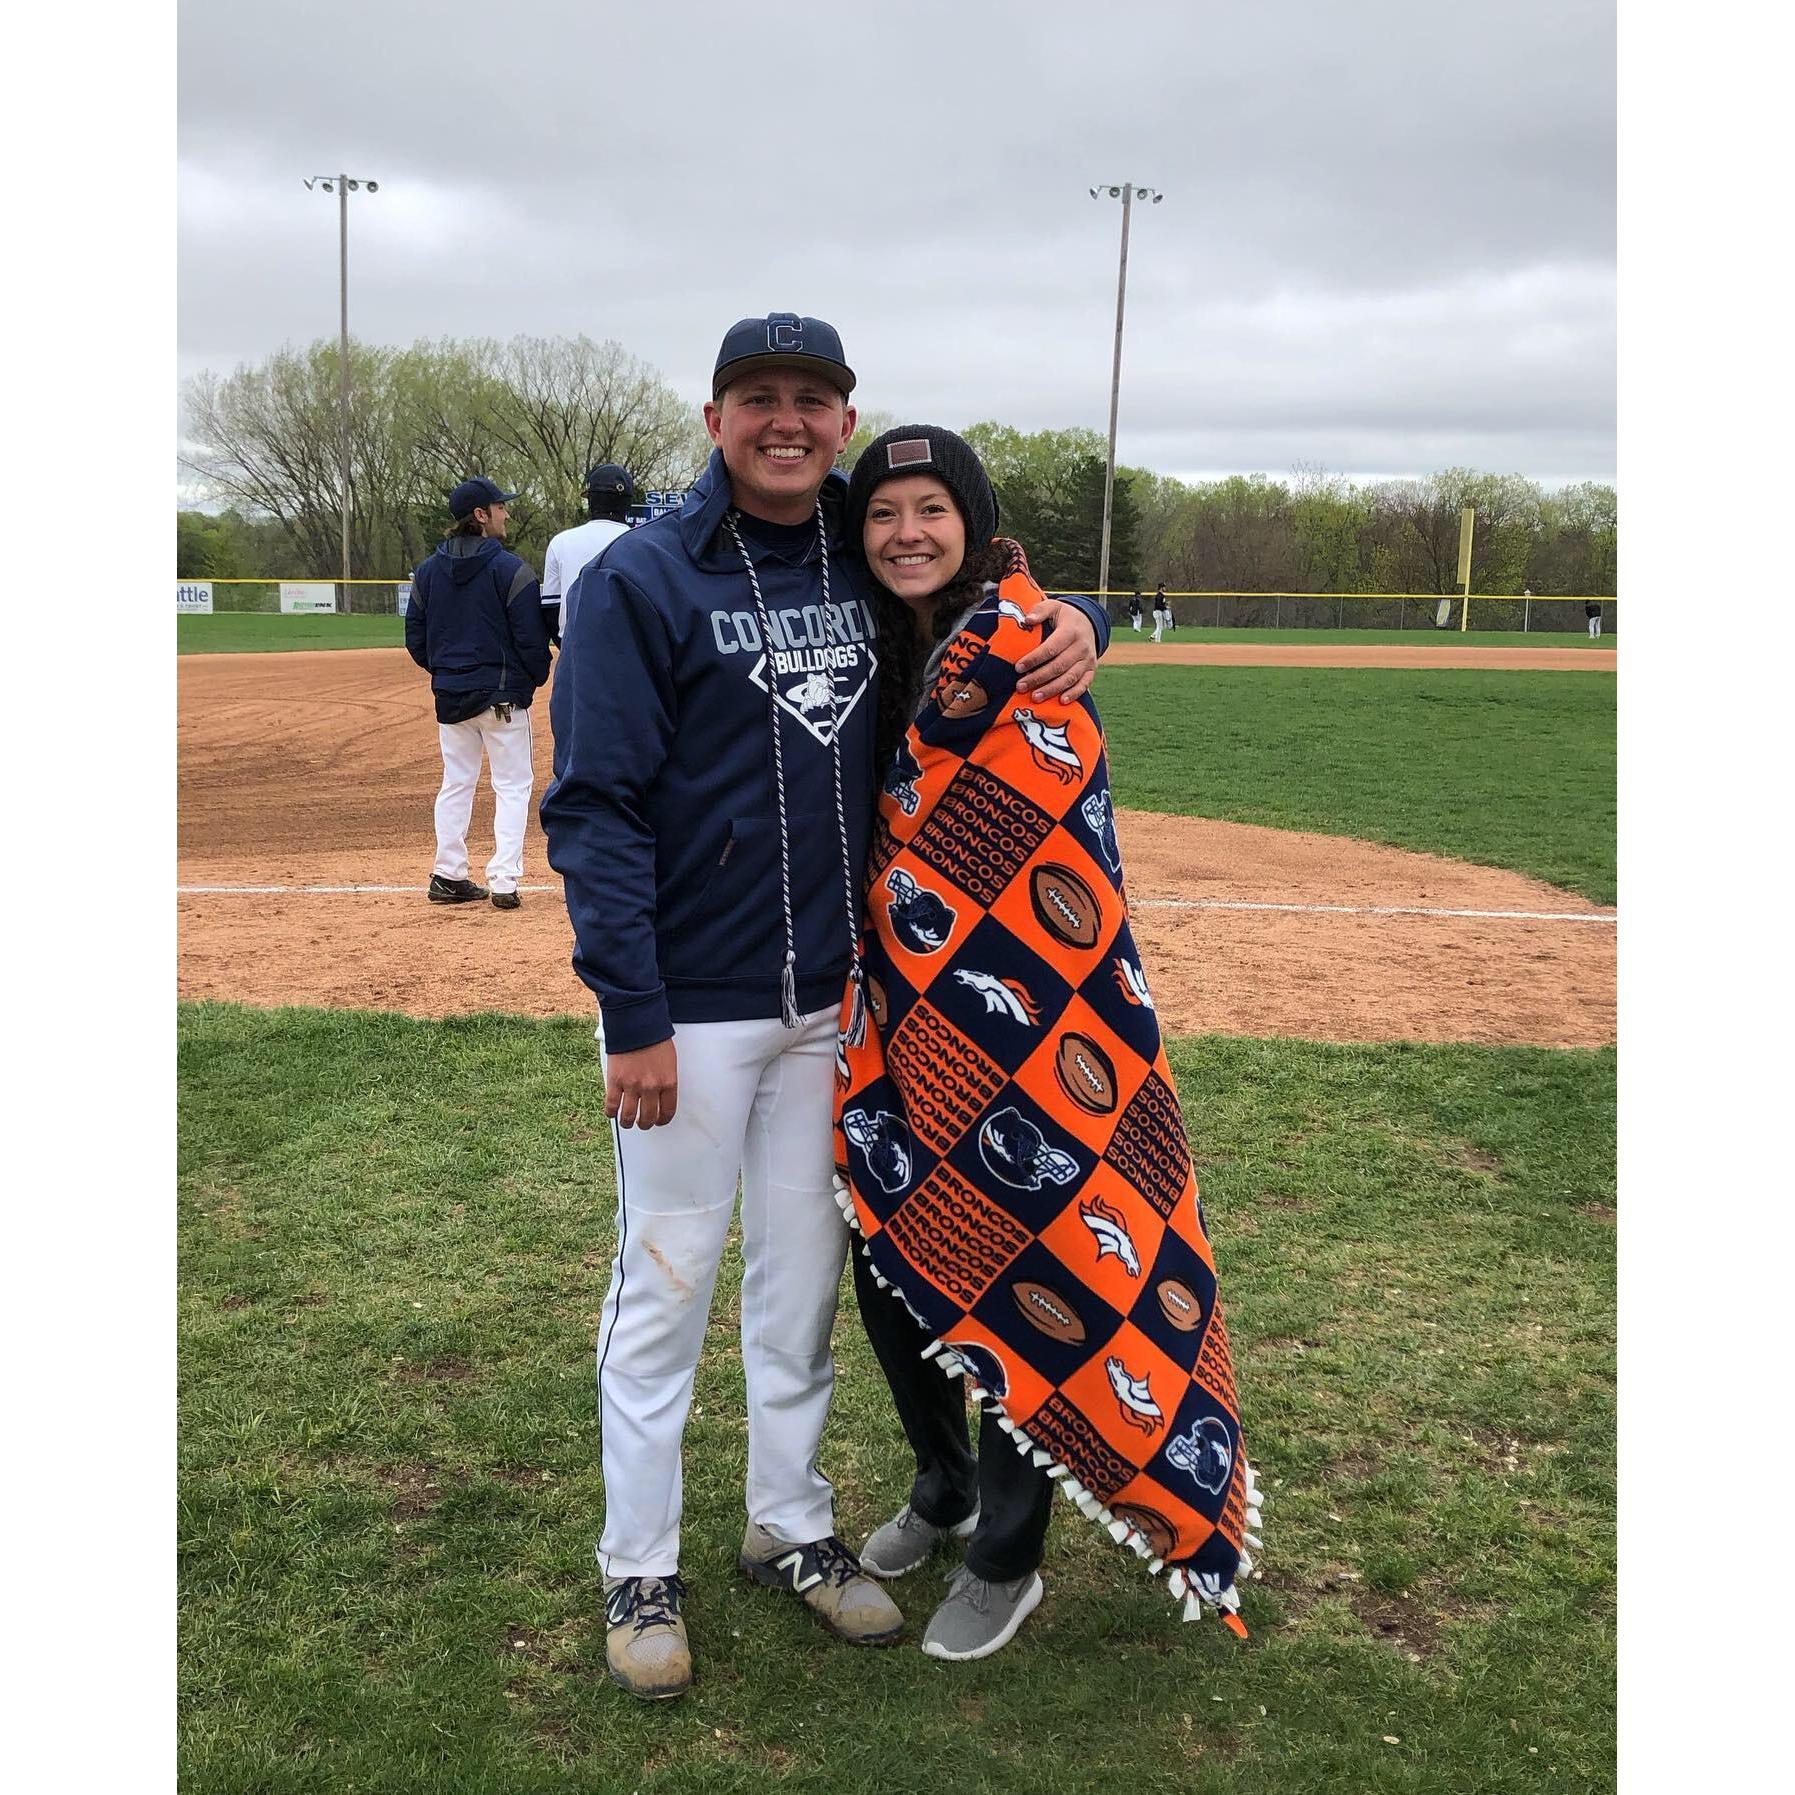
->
xmin=1456 ymin=506 xmax=1476 ymax=632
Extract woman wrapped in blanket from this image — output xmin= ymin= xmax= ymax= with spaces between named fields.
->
xmin=833 ymin=427 xmax=1261 ymax=1662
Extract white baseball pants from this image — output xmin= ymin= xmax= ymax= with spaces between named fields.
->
xmin=594 ymin=1006 xmax=848 ymax=1578
xmin=1588 ymin=617 xmax=1602 ymax=637
xmin=433 ymin=706 xmax=534 ymax=895
xmin=1130 ymin=615 xmax=1141 ymax=631
xmin=1151 ymin=611 xmax=1166 ymax=642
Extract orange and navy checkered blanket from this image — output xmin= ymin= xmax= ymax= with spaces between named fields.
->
xmin=833 ymin=545 xmax=1260 ymax=1625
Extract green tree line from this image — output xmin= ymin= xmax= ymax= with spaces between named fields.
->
xmin=180 ymin=335 xmax=1615 ymax=597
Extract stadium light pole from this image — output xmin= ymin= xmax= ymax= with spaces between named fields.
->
xmin=1089 ymin=182 xmax=1163 ymax=601
xmin=304 ymin=174 xmax=380 ymax=607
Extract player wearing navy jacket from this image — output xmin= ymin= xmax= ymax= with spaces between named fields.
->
xmin=406 ymin=477 xmax=549 ymax=909
xmin=541 ymin=314 xmax=1111 ymax=1701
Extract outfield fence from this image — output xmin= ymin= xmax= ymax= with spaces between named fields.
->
xmin=175 ymin=580 xmax=1618 ymax=637
xmin=1092 ymin=592 xmax=1617 ymax=636
xmin=177 ymin=579 xmax=412 ymax=617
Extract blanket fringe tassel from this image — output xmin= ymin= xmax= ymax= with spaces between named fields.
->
xmin=833 ymin=1173 xmax=1264 ymax=1635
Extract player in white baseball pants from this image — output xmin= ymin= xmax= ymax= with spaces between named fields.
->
xmin=594 ymin=1006 xmax=848 ymax=1576
xmin=432 ymin=705 xmax=535 ymax=898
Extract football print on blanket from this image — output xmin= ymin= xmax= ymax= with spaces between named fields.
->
xmin=1029 ymin=863 xmax=1101 ymax=950
xmin=1055 ymin=1031 xmax=1119 ymax=1115
xmin=1011 ymin=1279 xmax=1087 ymax=1343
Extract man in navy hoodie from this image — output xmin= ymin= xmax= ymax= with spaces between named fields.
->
xmin=541 ymin=315 xmax=1108 ymax=1700
xmin=406 ymin=477 xmax=550 ymax=910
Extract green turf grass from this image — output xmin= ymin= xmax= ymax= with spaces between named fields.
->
xmin=180 ymin=1003 xmax=1614 ymax=1795
xmin=1096 ymin=666 xmax=1615 ymax=904
xmin=176 ymin=616 xmax=1606 ymax=656
xmin=178 ymin=614 xmax=406 ymax=654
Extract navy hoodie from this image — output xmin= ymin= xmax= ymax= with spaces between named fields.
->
xmin=541 ymin=448 xmax=1112 ymax=1053
xmin=406 ymin=535 xmax=550 ymax=723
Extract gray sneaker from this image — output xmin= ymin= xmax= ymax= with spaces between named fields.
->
xmin=738 ymin=1521 xmax=904 ymax=1644
xmin=920 ymin=1564 xmax=1044 ymax=1661
xmin=860 ymin=1502 xmax=981 ymax=1580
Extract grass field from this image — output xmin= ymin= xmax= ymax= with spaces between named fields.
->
xmin=180 ymin=1003 xmax=1615 ymax=1795
xmin=179 ymin=614 xmax=408 ymax=654
xmin=1099 ymin=667 xmax=1615 ymax=904
xmin=176 ymin=615 xmax=1611 ymax=656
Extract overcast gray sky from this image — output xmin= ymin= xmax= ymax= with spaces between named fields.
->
xmin=177 ymin=0 xmax=1615 ymax=488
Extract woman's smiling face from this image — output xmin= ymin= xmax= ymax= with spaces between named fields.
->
xmin=861 ymin=474 xmax=967 ymax=615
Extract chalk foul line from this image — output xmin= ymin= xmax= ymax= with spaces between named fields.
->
xmin=176 ymin=884 xmax=1615 ymax=925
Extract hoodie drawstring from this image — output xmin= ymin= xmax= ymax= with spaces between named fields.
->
xmin=724 ymin=503 xmax=864 ymax=1030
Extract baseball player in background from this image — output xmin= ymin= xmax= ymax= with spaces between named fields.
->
xmin=540 ymin=464 xmax=635 ymax=646
xmin=1128 ymin=590 xmax=1143 ymax=631
xmin=540 ymin=313 xmax=1109 ymax=1702
xmin=405 ymin=476 xmax=550 ymax=911
xmin=1151 ymin=583 xmax=1169 ymax=642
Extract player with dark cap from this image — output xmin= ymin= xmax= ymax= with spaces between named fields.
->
xmin=541 ymin=314 xmax=1113 ymax=1700
xmin=405 ymin=476 xmax=549 ymax=910
xmin=541 ymin=463 xmax=635 ymax=647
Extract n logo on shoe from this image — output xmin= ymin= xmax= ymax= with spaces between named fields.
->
xmin=774 ymin=1549 xmax=824 ymax=1594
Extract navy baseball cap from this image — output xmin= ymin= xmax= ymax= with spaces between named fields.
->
xmin=448 ymin=475 xmax=518 ymax=519
xmin=712 ymin=313 xmax=855 ymax=400
xmin=583 ymin=463 xmax=633 ymax=497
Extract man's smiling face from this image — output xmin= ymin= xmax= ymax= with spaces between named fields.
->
xmin=704 ymin=371 xmax=857 ymax=525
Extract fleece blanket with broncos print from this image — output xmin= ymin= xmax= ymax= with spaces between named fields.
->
xmin=832 ymin=540 xmax=1262 ymax=1627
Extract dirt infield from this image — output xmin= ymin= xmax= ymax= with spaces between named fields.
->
xmin=178 ymin=649 xmax=1615 ymax=1048
xmin=1103 ymin=641 xmax=1615 ymax=671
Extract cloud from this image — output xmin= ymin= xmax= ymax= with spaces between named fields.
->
xmin=177 ymin=0 xmax=1615 ymax=482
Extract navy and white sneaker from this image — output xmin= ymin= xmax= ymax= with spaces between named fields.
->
xmin=603 ymin=1573 xmax=691 ymax=1700
xmin=738 ymin=1522 xmax=904 ymax=1644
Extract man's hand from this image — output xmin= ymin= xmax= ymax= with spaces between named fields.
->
xmin=607 ymin=1040 xmax=679 ymax=1129
xmin=1015 ymin=600 xmax=1099 ymax=703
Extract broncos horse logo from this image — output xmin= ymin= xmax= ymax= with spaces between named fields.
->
xmin=1164 ymin=1415 xmax=1233 ymax=1495
xmin=1011 ymin=707 xmax=1083 ymax=785
xmin=952 ymin=968 xmax=1041 ymax=1025
xmin=885 ymin=869 xmax=956 ymax=954
xmin=841 ymin=1109 xmax=914 ymax=1195
xmin=884 ymin=742 xmax=923 ymax=817
xmin=1079 ymin=1194 xmax=1141 ymax=1276
xmin=977 ymin=1106 xmax=1079 ymax=1192
xmin=1105 ymin=1356 xmax=1163 ymax=1432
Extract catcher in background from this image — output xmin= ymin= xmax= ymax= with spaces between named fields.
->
xmin=834 ymin=427 xmax=1260 ymax=1663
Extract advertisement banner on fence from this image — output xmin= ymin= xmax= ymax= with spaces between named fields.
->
xmin=280 ymin=583 xmax=337 ymax=614
xmin=176 ymin=581 xmax=214 ymax=615
xmin=395 ymin=583 xmax=412 ymax=617
xmin=627 ymin=490 xmax=688 ymax=527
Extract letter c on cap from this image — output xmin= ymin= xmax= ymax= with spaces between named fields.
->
xmin=768 ymin=312 xmax=803 ymax=351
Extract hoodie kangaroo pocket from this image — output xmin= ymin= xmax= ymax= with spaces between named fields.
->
xmin=660 ymin=814 xmax=832 ymax=983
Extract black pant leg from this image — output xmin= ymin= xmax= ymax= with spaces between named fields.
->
xmin=961 ymin=1407 xmax=1054 ymax=1582
xmin=851 ymin=1250 xmax=978 ymax=1528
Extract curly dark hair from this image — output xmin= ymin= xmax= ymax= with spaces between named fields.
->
xmin=869 ymin=540 xmax=1008 ymax=775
